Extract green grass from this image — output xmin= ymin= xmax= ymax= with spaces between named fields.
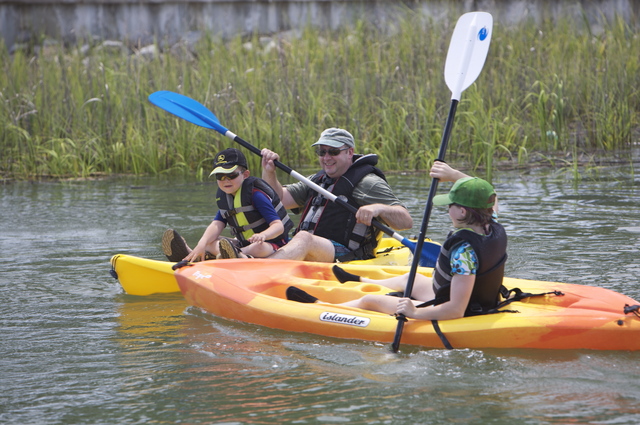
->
xmin=1 ymin=11 xmax=638 ymax=179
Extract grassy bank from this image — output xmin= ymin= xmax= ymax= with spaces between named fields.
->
xmin=1 ymin=12 xmax=638 ymax=180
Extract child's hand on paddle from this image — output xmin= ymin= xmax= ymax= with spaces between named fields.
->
xmin=396 ymin=298 xmax=417 ymax=318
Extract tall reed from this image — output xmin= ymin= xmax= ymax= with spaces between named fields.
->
xmin=0 ymin=11 xmax=638 ymax=180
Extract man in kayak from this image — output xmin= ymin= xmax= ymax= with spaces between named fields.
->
xmin=255 ymin=127 xmax=413 ymax=262
xmin=287 ymin=167 xmax=508 ymax=320
xmin=162 ymin=148 xmax=293 ymax=262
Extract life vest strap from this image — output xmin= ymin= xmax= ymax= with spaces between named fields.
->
xmin=239 ymin=218 xmax=267 ymax=232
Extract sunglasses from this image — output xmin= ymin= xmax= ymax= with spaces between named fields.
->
xmin=215 ymin=171 xmax=241 ymax=181
xmin=315 ymin=147 xmax=349 ymax=157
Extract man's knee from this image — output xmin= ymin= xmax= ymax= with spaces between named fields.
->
xmin=291 ymin=231 xmax=314 ymax=244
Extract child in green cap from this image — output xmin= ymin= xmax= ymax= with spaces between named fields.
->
xmin=286 ymin=162 xmax=508 ymax=321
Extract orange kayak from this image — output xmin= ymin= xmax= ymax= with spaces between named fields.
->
xmin=170 ymin=258 xmax=640 ymax=351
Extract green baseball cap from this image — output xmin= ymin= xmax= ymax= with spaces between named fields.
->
xmin=432 ymin=177 xmax=496 ymax=209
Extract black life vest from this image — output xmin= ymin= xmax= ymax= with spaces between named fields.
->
xmin=217 ymin=176 xmax=293 ymax=247
xmin=297 ymin=154 xmax=386 ymax=261
xmin=431 ymin=222 xmax=508 ymax=316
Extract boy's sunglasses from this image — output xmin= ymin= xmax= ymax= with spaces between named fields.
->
xmin=315 ymin=147 xmax=349 ymax=157
xmin=215 ymin=171 xmax=241 ymax=181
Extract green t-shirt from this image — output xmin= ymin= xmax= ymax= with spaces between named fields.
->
xmin=286 ymin=174 xmax=405 ymax=210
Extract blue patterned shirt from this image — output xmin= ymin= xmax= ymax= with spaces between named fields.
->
xmin=450 ymin=243 xmax=478 ymax=275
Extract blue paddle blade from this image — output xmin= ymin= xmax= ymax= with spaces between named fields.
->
xmin=148 ymin=91 xmax=229 ymax=134
xmin=401 ymin=238 xmax=440 ymax=267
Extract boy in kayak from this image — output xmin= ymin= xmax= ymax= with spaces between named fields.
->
xmin=162 ymin=148 xmax=293 ymax=262
xmin=287 ymin=164 xmax=508 ymax=321
xmin=257 ymin=127 xmax=413 ymax=262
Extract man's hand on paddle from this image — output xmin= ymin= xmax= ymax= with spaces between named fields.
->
xmin=357 ymin=203 xmax=413 ymax=230
xmin=260 ymin=149 xmax=279 ymax=174
xmin=355 ymin=204 xmax=381 ymax=226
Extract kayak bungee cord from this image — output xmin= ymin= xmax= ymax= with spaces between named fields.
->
xmin=624 ymin=304 xmax=640 ymax=317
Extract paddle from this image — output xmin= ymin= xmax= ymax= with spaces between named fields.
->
xmin=391 ymin=11 xmax=493 ymax=353
xmin=148 ymin=90 xmax=441 ymax=266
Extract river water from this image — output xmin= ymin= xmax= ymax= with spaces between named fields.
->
xmin=1 ymin=165 xmax=639 ymax=424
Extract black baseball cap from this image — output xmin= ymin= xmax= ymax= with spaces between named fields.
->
xmin=210 ymin=148 xmax=248 ymax=175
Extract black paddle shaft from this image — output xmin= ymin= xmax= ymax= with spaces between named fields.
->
xmin=231 ymin=134 xmax=294 ymax=174
xmin=391 ymin=99 xmax=459 ymax=353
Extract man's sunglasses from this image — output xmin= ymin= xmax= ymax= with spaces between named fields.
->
xmin=315 ymin=147 xmax=349 ymax=157
xmin=215 ymin=171 xmax=241 ymax=181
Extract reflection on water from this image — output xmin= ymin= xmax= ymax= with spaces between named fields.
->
xmin=1 ymin=168 xmax=639 ymax=424
xmin=115 ymin=294 xmax=188 ymax=346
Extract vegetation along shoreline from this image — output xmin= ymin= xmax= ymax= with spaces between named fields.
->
xmin=1 ymin=12 xmax=638 ymax=181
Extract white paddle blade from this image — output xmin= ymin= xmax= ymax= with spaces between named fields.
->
xmin=444 ymin=11 xmax=493 ymax=101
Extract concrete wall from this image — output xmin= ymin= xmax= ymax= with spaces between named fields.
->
xmin=1 ymin=0 xmax=638 ymax=49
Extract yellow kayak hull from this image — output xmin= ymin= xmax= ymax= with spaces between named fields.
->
xmin=110 ymin=237 xmax=424 ymax=296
